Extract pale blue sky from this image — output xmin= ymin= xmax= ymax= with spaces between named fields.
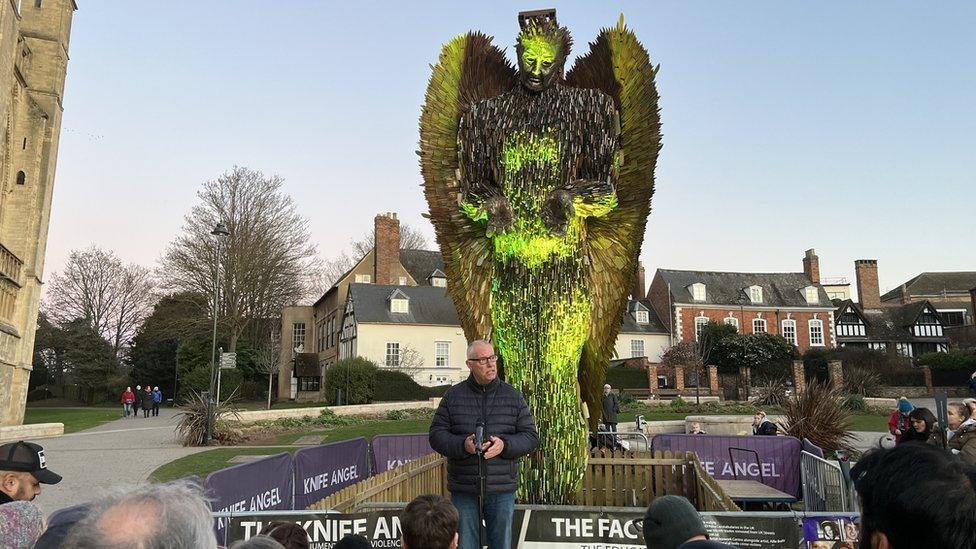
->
xmin=50 ymin=1 xmax=974 ymax=298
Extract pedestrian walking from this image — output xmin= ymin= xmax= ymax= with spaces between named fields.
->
xmin=602 ymin=384 xmax=620 ymax=433
xmin=120 ymin=387 xmax=135 ymax=418
xmin=429 ymin=340 xmax=539 ymax=549
xmin=133 ymin=385 xmax=142 ymax=416
xmin=151 ymin=387 xmax=162 ymax=417
xmin=141 ymin=386 xmax=154 ymax=418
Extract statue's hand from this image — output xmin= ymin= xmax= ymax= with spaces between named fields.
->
xmin=485 ymin=195 xmax=514 ymax=236
xmin=542 ymin=189 xmax=574 ymax=236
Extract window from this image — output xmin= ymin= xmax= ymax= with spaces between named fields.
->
xmin=753 ymin=318 xmax=767 ymax=334
xmin=724 ymin=317 xmax=739 ymax=331
xmin=636 ymin=310 xmax=649 ymax=324
xmin=435 ymin=341 xmax=451 ymax=367
xmin=940 ymin=310 xmax=966 ymax=327
xmin=355 ymin=274 xmax=371 ymax=283
xmin=297 ymin=377 xmax=320 ymax=392
xmin=630 ymin=339 xmax=645 ymax=358
xmin=398 ymin=276 xmax=408 ymax=285
xmin=694 ymin=316 xmax=709 ymax=341
xmin=292 ymin=323 xmax=306 ymax=352
xmin=385 ymin=342 xmax=400 ymax=367
xmin=390 ymin=298 xmax=409 ymax=313
xmin=690 ymin=284 xmax=706 ymax=302
xmin=804 ymin=286 xmax=819 ymax=304
xmin=809 ymin=319 xmax=824 ymax=346
xmin=782 ymin=320 xmax=797 ymax=346
xmin=749 ymin=286 xmax=763 ymax=303
xmin=914 ymin=309 xmax=943 ymax=337
xmin=431 ymin=277 xmax=447 ymax=288
xmin=16 ymin=171 xmax=25 ymax=185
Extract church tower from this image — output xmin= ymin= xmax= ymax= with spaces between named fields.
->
xmin=0 ymin=0 xmax=77 ymax=425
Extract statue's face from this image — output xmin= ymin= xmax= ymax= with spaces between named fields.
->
xmin=518 ymin=34 xmax=560 ymax=92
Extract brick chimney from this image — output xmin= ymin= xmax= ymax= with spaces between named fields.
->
xmin=632 ymin=263 xmax=646 ymax=299
xmin=802 ymin=248 xmax=820 ymax=284
xmin=373 ymin=212 xmax=400 ymax=285
xmin=855 ymin=259 xmax=881 ymax=310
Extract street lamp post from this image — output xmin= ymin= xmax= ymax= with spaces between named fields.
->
xmin=205 ymin=221 xmax=230 ymax=445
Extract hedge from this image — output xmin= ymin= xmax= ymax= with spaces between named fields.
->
xmin=605 ymin=367 xmax=649 ymax=389
xmin=323 ymin=357 xmax=377 ymax=405
xmin=373 ymin=369 xmax=449 ymax=402
xmin=918 ymin=350 xmax=976 ymax=371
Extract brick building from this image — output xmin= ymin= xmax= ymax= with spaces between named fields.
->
xmin=647 ymin=249 xmax=836 ymax=353
xmin=880 ymin=271 xmax=976 ymax=327
xmin=834 ymin=259 xmax=950 ymax=357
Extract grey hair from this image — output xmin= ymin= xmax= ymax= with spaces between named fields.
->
xmin=230 ymin=535 xmax=285 ymax=549
xmin=466 ymin=339 xmax=493 ymax=359
xmin=61 ymin=480 xmax=216 ymax=549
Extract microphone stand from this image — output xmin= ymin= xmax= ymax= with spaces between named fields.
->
xmin=476 ymin=422 xmax=487 ymax=549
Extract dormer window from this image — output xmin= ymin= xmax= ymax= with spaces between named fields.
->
xmin=428 ymin=269 xmax=447 ymax=288
xmin=388 ymin=289 xmax=409 ymax=313
xmin=803 ymin=286 xmax=819 ymax=305
xmin=748 ymin=285 xmax=763 ymax=304
xmin=636 ymin=310 xmax=649 ymax=324
xmin=355 ymin=274 xmax=371 ymax=284
xmin=690 ymin=283 xmax=706 ymax=302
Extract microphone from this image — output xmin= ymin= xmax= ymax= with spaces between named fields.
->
xmin=475 ymin=422 xmax=485 ymax=455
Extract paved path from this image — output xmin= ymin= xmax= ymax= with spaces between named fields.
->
xmin=30 ymin=408 xmax=207 ymax=515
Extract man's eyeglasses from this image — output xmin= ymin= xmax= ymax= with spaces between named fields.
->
xmin=466 ymin=355 xmax=498 ymax=365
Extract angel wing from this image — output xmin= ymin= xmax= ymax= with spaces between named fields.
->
xmin=419 ymin=33 xmax=517 ymax=342
xmin=565 ymin=16 xmax=662 ymax=427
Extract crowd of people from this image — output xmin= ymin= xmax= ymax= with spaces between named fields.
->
xmin=119 ymin=385 xmax=163 ymax=419
xmin=887 ymin=396 xmax=976 ymax=465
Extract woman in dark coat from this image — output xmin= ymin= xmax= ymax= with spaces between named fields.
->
xmin=141 ymin=386 xmax=154 ymax=418
xmin=900 ymin=407 xmax=945 ymax=447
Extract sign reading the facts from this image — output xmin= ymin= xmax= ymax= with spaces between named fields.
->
xmin=370 ymin=434 xmax=433 ymax=474
xmin=293 ymin=438 xmax=369 ymax=509
xmin=206 ymin=452 xmax=293 ymax=539
xmin=652 ymin=434 xmax=803 ymax=498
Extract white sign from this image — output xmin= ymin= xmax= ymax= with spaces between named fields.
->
xmin=220 ymin=352 xmax=237 ymax=369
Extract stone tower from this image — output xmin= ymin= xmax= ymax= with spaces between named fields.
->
xmin=0 ymin=0 xmax=77 ymax=425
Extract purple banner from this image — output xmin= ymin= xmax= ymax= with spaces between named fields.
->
xmin=371 ymin=434 xmax=433 ymax=474
xmin=801 ymin=438 xmax=825 ymax=459
xmin=206 ymin=452 xmax=293 ymax=539
xmin=294 ymin=438 xmax=369 ymax=509
xmin=652 ymin=434 xmax=802 ymax=498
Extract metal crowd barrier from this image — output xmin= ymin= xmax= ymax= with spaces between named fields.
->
xmin=595 ymin=430 xmax=651 ymax=451
xmin=800 ymin=450 xmax=858 ymax=512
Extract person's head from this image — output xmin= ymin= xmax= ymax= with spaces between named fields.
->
xmin=909 ymin=407 xmax=937 ymax=434
xmin=334 ymin=534 xmax=370 ymax=549
xmin=689 ymin=422 xmax=702 ymax=434
xmin=809 ymin=542 xmax=831 ymax=549
xmin=61 ymin=481 xmax=216 ymax=549
xmin=400 ymin=494 xmax=458 ymax=549
xmin=136 ymin=385 xmax=141 ymax=389
xmin=753 ymin=411 xmax=766 ymax=426
xmin=514 ymin=11 xmax=571 ymax=93
xmin=947 ymin=402 xmax=971 ymax=430
xmin=126 ymin=386 xmax=131 ymax=392
xmin=640 ymin=495 xmax=707 ymax=549
xmin=230 ymin=536 xmax=285 ymax=549
xmin=821 ymin=521 xmax=838 ymax=538
xmin=260 ymin=521 xmax=309 ymax=549
xmin=897 ymin=397 xmax=913 ymax=415
xmin=830 ymin=543 xmax=854 ymax=549
xmin=844 ymin=521 xmax=858 ymax=540
xmin=154 ymin=386 xmax=159 ymax=391
xmin=964 ymin=398 xmax=976 ymax=416
xmin=0 ymin=500 xmax=46 ymax=548
xmin=0 ymin=441 xmax=62 ymax=501
xmin=851 ymin=443 xmax=976 ymax=549
xmin=145 ymin=386 xmax=151 ymax=391
xmin=465 ymin=340 xmax=498 ymax=385
xmin=33 ymin=503 xmax=91 ymax=549
xmin=604 ymin=383 xmax=612 ymax=395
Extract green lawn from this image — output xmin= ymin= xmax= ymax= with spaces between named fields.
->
xmin=151 ymin=447 xmax=296 ymax=482
xmin=274 ymin=418 xmax=431 ymax=445
xmin=849 ymin=413 xmax=889 ymax=432
xmin=23 ymin=407 xmax=121 ymax=434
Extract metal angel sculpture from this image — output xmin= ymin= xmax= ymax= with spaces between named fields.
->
xmin=419 ymin=9 xmax=661 ymax=503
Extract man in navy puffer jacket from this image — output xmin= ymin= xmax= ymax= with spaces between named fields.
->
xmin=429 ymin=339 xmax=539 ymax=549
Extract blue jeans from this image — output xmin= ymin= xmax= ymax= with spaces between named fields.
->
xmin=122 ymin=403 xmax=131 ymax=417
xmin=451 ymin=490 xmax=515 ymax=549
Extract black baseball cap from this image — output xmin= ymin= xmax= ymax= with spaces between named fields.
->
xmin=0 ymin=441 xmax=62 ymax=484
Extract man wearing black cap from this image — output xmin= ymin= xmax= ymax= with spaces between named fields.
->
xmin=0 ymin=440 xmax=62 ymax=504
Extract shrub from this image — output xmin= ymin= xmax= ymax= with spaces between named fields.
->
xmin=373 ymin=369 xmax=437 ymax=402
xmin=177 ymin=365 xmax=243 ymax=404
xmin=606 ymin=366 xmax=650 ymax=389
xmin=324 ymin=357 xmax=378 ymax=405
xmin=803 ymin=348 xmax=830 ymax=381
xmin=918 ymin=350 xmax=976 ymax=371
xmin=842 ymin=366 xmax=880 ymax=396
xmin=386 ymin=409 xmax=407 ymax=421
xmin=778 ymin=380 xmax=855 ymax=454
xmin=751 ymin=375 xmax=790 ymax=407
xmin=175 ymin=389 xmax=241 ymax=446
xmin=843 ymin=394 xmax=866 ymax=411
xmin=714 ymin=333 xmax=796 ymax=377
xmin=670 ymin=396 xmax=687 ymax=408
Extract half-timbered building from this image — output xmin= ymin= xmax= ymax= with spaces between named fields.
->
xmin=834 ymin=299 xmax=949 ymax=357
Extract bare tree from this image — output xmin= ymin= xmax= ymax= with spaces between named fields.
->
xmin=44 ymin=246 xmax=156 ymax=356
xmin=159 ymin=166 xmax=318 ymax=352
xmin=255 ymin=326 xmax=281 ymax=410
xmin=350 ymin=223 xmax=431 ymax=257
xmin=393 ymin=344 xmax=425 ymax=380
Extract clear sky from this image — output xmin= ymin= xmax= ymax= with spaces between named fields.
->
xmin=48 ymin=1 xmax=975 ymax=299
